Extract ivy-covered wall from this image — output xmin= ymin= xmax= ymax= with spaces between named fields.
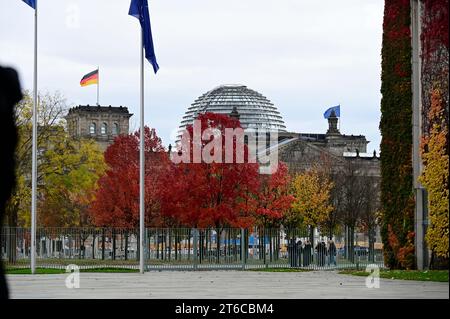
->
xmin=421 ymin=0 xmax=449 ymax=135
xmin=379 ymin=0 xmax=415 ymax=269
xmin=420 ymin=0 xmax=449 ymax=266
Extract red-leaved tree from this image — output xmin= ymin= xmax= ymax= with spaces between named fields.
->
xmin=160 ymin=113 xmax=260 ymax=230
xmin=90 ymin=126 xmax=167 ymax=228
xmin=255 ymin=162 xmax=294 ymax=228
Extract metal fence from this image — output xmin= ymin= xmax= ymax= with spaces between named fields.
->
xmin=1 ymin=227 xmax=384 ymax=271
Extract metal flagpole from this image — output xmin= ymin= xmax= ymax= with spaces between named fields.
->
xmin=97 ymin=66 xmax=100 ymax=105
xmin=139 ymin=28 xmax=145 ymax=274
xmin=31 ymin=1 xmax=38 ymax=275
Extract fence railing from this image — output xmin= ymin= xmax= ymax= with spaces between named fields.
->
xmin=1 ymin=227 xmax=384 ymax=271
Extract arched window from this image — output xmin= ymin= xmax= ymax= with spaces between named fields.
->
xmin=101 ymin=123 xmax=107 ymax=135
xmin=113 ymin=123 xmax=119 ymax=135
xmin=89 ymin=122 xmax=96 ymax=135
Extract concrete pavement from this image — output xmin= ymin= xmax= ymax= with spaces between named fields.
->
xmin=6 ymin=270 xmax=449 ymax=299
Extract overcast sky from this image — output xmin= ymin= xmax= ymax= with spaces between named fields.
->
xmin=1 ymin=0 xmax=384 ymax=152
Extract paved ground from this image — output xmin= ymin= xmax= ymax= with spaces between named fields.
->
xmin=6 ymin=271 xmax=449 ymax=299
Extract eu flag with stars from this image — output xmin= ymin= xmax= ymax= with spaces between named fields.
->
xmin=22 ymin=0 xmax=36 ymax=9
xmin=129 ymin=0 xmax=159 ymax=74
xmin=323 ymin=105 xmax=340 ymax=119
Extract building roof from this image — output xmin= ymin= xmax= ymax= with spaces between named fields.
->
xmin=178 ymin=84 xmax=287 ymax=133
xmin=67 ymin=105 xmax=132 ymax=117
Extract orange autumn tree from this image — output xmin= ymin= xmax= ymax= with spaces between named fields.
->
xmin=290 ymin=168 xmax=334 ymax=244
xmin=419 ymin=88 xmax=449 ymax=261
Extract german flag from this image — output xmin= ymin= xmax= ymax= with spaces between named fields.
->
xmin=80 ymin=69 xmax=99 ymax=87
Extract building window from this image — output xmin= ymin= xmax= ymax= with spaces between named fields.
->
xmin=90 ymin=122 xmax=96 ymax=135
xmin=101 ymin=123 xmax=107 ymax=135
xmin=113 ymin=123 xmax=119 ymax=135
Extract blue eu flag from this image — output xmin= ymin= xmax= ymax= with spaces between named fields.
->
xmin=129 ymin=0 xmax=159 ymax=74
xmin=323 ymin=105 xmax=340 ymax=119
xmin=22 ymin=0 xmax=36 ymax=9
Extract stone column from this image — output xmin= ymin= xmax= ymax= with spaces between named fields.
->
xmin=411 ymin=0 xmax=428 ymax=270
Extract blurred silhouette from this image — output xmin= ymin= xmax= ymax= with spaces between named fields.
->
xmin=303 ymin=240 xmax=311 ymax=267
xmin=0 ymin=65 xmax=22 ymax=299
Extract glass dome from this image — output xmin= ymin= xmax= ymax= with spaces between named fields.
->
xmin=178 ymin=84 xmax=287 ymax=133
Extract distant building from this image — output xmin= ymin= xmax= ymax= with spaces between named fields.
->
xmin=178 ymin=85 xmax=287 ymax=137
xmin=65 ymin=105 xmax=132 ymax=151
xmin=274 ymin=110 xmax=380 ymax=177
xmin=177 ymin=84 xmax=380 ymax=177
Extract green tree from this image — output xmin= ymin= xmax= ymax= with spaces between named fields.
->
xmin=39 ymin=136 xmax=105 ymax=227
xmin=6 ymin=91 xmax=67 ymax=227
xmin=6 ymin=91 xmax=105 ymax=227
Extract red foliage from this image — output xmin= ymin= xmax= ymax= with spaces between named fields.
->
xmin=397 ymin=231 xmax=416 ymax=269
xmin=380 ymin=0 xmax=416 ymax=269
xmin=420 ymin=0 xmax=449 ymax=136
xmin=255 ymin=162 xmax=294 ymax=227
xmin=160 ymin=113 xmax=260 ymax=229
xmin=89 ymin=127 xmax=167 ymax=227
xmin=421 ymin=0 xmax=449 ymax=58
xmin=387 ymin=224 xmax=416 ymax=269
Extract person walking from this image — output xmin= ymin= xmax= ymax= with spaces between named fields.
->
xmin=303 ymin=240 xmax=311 ymax=267
xmin=296 ymin=239 xmax=303 ymax=267
xmin=316 ymin=240 xmax=327 ymax=267
xmin=328 ymin=240 xmax=337 ymax=266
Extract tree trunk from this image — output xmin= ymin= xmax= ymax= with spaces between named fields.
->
xmin=262 ymin=228 xmax=266 ymax=265
xmin=187 ymin=229 xmax=191 ymax=261
xmin=174 ymin=230 xmax=178 ymax=261
xmin=136 ymin=231 xmax=140 ymax=261
xmin=269 ymin=229 xmax=273 ymax=262
xmin=368 ymin=227 xmax=375 ymax=262
xmin=168 ymin=229 xmax=172 ymax=261
xmin=309 ymin=226 xmax=314 ymax=262
xmin=348 ymin=225 xmax=355 ymax=263
xmin=156 ymin=229 xmax=160 ymax=259
xmin=92 ymin=233 xmax=96 ymax=259
xmin=199 ymin=230 xmax=203 ymax=263
xmin=124 ymin=230 xmax=129 ymax=261
xmin=101 ymin=228 xmax=105 ymax=260
xmin=112 ymin=229 xmax=116 ymax=260
xmin=216 ymin=228 xmax=221 ymax=264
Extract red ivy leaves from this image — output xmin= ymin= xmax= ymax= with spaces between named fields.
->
xmin=421 ymin=0 xmax=449 ymax=59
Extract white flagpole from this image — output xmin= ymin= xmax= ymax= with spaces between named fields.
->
xmin=31 ymin=2 xmax=38 ymax=275
xmin=139 ymin=28 xmax=145 ymax=274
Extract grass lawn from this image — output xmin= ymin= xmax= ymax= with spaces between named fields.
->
xmin=6 ymin=267 xmax=139 ymax=274
xmin=339 ymin=269 xmax=449 ymax=282
xmin=247 ymin=267 xmax=311 ymax=272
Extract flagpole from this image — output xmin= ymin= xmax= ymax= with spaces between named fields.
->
xmin=31 ymin=1 xmax=38 ymax=275
xmin=97 ymin=66 xmax=100 ymax=105
xmin=139 ymin=28 xmax=145 ymax=274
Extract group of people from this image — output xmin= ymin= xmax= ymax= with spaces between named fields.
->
xmin=288 ymin=238 xmax=337 ymax=267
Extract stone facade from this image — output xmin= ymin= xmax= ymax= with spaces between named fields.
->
xmin=65 ymin=105 xmax=132 ymax=151
xmin=265 ymin=111 xmax=380 ymax=178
